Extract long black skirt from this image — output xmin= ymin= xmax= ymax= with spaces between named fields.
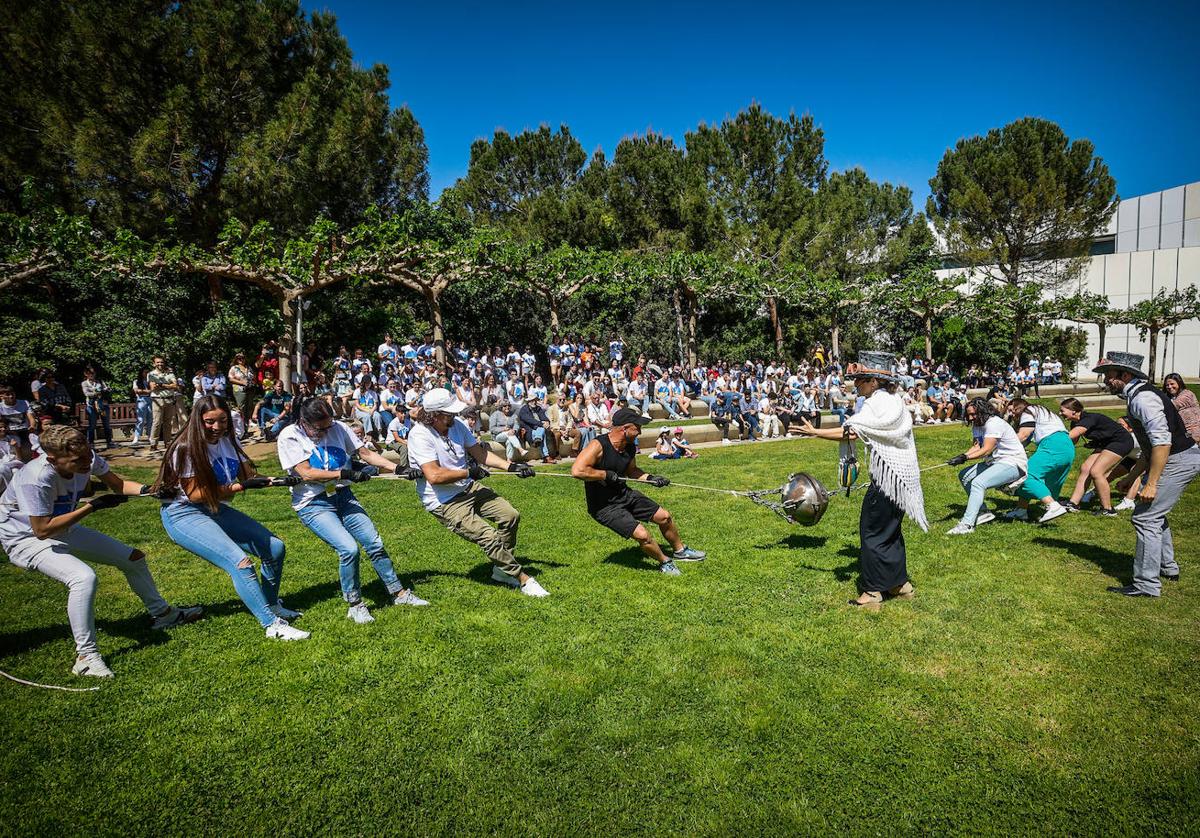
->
xmin=858 ymin=481 xmax=909 ymax=593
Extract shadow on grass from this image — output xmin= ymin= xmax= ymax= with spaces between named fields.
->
xmin=0 ymin=611 xmax=173 ymax=663
xmin=754 ymin=534 xmax=827 ymax=550
xmin=1033 ymin=536 xmax=1128 ymax=580
xmin=600 ymin=547 xmax=659 ymax=573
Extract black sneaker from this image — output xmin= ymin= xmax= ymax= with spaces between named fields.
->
xmin=1093 ymin=508 xmax=1118 ymax=517
xmin=1163 ymin=574 xmax=1180 ymax=582
xmin=1061 ymin=501 xmax=1080 ymax=513
xmin=1106 ymin=585 xmax=1155 ymax=597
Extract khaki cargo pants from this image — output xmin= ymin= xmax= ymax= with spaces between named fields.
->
xmin=431 ymin=483 xmax=521 ymax=577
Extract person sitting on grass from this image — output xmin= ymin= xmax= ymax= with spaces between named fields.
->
xmin=946 ymin=398 xmax=1029 ymax=535
xmin=571 ymin=406 xmax=705 ymax=575
xmin=651 ymin=428 xmax=679 ymax=460
xmin=0 ymin=425 xmax=203 ymax=678
xmin=670 ymin=426 xmax=698 ymax=459
xmin=276 ymin=398 xmax=428 ymax=624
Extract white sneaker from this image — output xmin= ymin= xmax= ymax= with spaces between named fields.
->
xmin=785 ymin=433 xmax=793 ymax=438
xmin=269 ymin=601 xmax=302 ymax=620
xmin=1004 ymin=508 xmax=1029 ymax=521
xmin=346 ymin=603 xmax=375 ymax=624
xmin=393 ymin=589 xmax=429 ymax=607
xmin=947 ymin=523 xmax=975 ymax=535
xmin=1115 ymin=498 xmax=1135 ymax=511
xmin=722 ymin=438 xmax=732 ymax=445
xmin=72 ymin=653 xmax=114 ymax=678
xmin=151 ymin=604 xmax=203 ymax=630
xmin=1039 ymin=503 xmax=1068 ymax=524
xmin=975 ymin=512 xmax=996 ymax=526
xmin=491 ymin=567 xmax=521 ymax=588
xmin=520 ymin=577 xmax=550 ymax=597
xmin=265 ymin=618 xmax=310 ymax=640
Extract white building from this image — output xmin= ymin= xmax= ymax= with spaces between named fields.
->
xmin=936 ymin=181 xmax=1200 ymax=379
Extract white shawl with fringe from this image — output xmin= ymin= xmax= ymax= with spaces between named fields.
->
xmin=845 ymin=389 xmax=929 ymax=532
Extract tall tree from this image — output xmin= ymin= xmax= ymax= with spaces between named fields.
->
xmin=684 ymin=104 xmax=827 ymax=356
xmin=927 ymin=117 xmax=1116 ymax=365
xmin=0 ymin=0 xmax=428 ymax=244
xmin=1053 ymin=291 xmax=1120 ymax=363
xmin=1120 ymin=287 xmax=1200 ymax=383
xmin=878 ymin=261 xmax=963 ymax=361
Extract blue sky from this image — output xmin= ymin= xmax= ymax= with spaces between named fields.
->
xmin=325 ymin=0 xmax=1199 ymax=209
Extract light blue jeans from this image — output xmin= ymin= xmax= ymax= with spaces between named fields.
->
xmin=492 ymin=430 xmax=523 ymax=460
xmin=296 ymin=488 xmax=403 ymax=603
xmin=355 ymin=409 xmax=386 ymax=436
xmin=958 ymin=461 xmax=1022 ymax=526
xmin=656 ymin=397 xmax=680 ymax=419
xmin=161 ymin=501 xmax=285 ymax=627
xmin=134 ymin=395 xmax=153 ymax=438
xmin=578 ymin=426 xmax=597 ymax=448
xmin=528 ymin=427 xmax=551 ymax=457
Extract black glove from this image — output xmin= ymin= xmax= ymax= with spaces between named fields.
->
xmin=280 ymin=475 xmax=303 ymax=486
xmin=138 ymin=484 xmax=152 ymax=495
xmin=467 ymin=460 xmax=490 ymax=480
xmin=603 ymin=470 xmax=623 ymax=487
xmin=646 ymin=474 xmax=671 ymax=488
xmin=508 ymin=462 xmax=536 ymax=478
xmin=359 ymin=464 xmax=380 ymax=478
xmin=88 ymin=493 xmax=128 ymax=510
xmin=398 ymin=466 xmax=424 ymax=481
xmin=242 ymin=476 xmax=273 ymax=490
xmin=947 ymin=454 xmax=968 ymax=466
xmin=338 ymin=468 xmax=371 ymax=483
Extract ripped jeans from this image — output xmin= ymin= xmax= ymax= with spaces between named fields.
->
xmin=161 ymin=501 xmax=286 ymax=627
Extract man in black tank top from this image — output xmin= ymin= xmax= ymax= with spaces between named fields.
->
xmin=571 ymin=407 xmax=707 ymax=575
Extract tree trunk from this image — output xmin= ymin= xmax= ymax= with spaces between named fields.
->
xmin=1011 ymin=310 xmax=1024 ymax=367
xmin=924 ymin=312 xmax=934 ymax=360
xmin=1147 ymin=326 xmax=1159 ymax=384
xmin=279 ymin=295 xmax=297 ymax=392
xmin=767 ymin=295 xmax=783 ymax=357
xmin=830 ymin=309 xmax=841 ymax=362
xmin=672 ymin=288 xmax=686 ymax=366
xmin=425 ymin=288 xmax=446 ymax=365
xmin=1096 ymin=321 xmax=1106 ymax=362
xmin=548 ymin=297 xmax=560 ymax=334
xmin=206 ymin=275 xmax=223 ymax=304
xmin=681 ymin=286 xmax=699 ymax=368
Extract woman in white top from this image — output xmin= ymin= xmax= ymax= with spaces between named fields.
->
xmin=156 ymin=395 xmax=308 ymax=640
xmin=1003 ymin=398 xmax=1073 ymax=523
xmin=0 ymin=425 xmax=201 ymax=677
xmin=947 ymin=398 xmax=1029 ymax=535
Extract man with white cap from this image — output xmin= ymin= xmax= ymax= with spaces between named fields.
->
xmin=406 ymin=389 xmax=546 ymax=596
xmin=1095 ymin=351 xmax=1200 ymax=597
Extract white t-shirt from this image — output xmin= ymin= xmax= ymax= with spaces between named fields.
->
xmin=167 ymin=437 xmax=243 ymax=504
xmin=0 ymin=399 xmax=32 ymax=431
xmin=387 ymin=416 xmax=411 ymax=441
xmin=1018 ymin=408 xmax=1067 ymax=445
xmin=0 ymin=451 xmax=110 ymax=543
xmin=407 ymin=418 xmax=478 ymax=511
xmin=276 ymin=420 xmax=364 ymax=509
xmin=983 ymin=416 xmax=1028 ymax=471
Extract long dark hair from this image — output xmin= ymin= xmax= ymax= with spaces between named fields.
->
xmin=965 ymin=397 xmax=993 ymax=428
xmin=156 ymin=395 xmax=252 ymax=511
xmin=1164 ymin=373 xmax=1186 ymax=396
xmin=1008 ymin=397 xmax=1051 ymax=424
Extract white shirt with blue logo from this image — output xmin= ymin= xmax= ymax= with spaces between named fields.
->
xmin=0 ymin=451 xmax=110 ymax=544
xmin=276 ymin=421 xmax=364 ymax=510
xmin=168 ymin=437 xmax=244 ymax=504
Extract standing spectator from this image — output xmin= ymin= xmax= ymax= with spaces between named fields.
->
xmin=36 ymin=372 xmax=74 ymax=425
xmin=256 ymin=342 xmax=279 ymax=388
xmin=199 ymin=361 xmax=227 ymax=398
xmin=228 ymin=353 xmax=253 ymax=413
xmin=147 ymin=356 xmax=179 ymax=453
xmin=1163 ymin=374 xmax=1200 ymax=444
xmin=29 ymin=368 xmax=49 ymax=402
xmin=80 ymin=366 xmax=113 ymax=449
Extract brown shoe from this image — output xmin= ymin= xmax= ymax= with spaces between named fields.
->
xmin=849 ymin=591 xmax=883 ymax=611
xmin=887 ymin=581 xmax=915 ymax=600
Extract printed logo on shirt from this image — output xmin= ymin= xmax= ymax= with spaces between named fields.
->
xmin=213 ymin=456 xmax=241 ymax=485
xmin=308 ymin=445 xmax=349 ymax=471
xmin=52 ymin=490 xmax=80 ymax=516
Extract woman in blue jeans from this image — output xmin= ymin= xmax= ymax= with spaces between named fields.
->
xmin=131 ymin=368 xmax=153 ymax=446
xmin=947 ymin=398 xmax=1029 ymax=535
xmin=277 ymin=398 xmax=428 ymax=623
xmin=155 ymin=395 xmax=310 ymax=640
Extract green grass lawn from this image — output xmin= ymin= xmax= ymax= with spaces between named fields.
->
xmin=2 ymin=427 xmax=1198 ymax=835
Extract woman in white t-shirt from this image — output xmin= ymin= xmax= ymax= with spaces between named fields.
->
xmin=156 ymin=395 xmax=308 ymax=641
xmin=0 ymin=425 xmax=201 ymax=677
xmin=276 ymin=399 xmax=427 ymax=623
xmin=947 ymin=398 xmax=1029 ymax=535
xmin=1003 ymin=398 xmax=1072 ymax=523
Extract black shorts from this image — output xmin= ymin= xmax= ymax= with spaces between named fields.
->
xmin=590 ymin=490 xmax=662 ymax=539
xmin=1101 ymin=435 xmax=1134 ymax=458
xmin=1118 ymin=455 xmax=1139 ymax=472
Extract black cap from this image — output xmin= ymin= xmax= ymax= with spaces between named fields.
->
xmin=611 ymin=407 xmax=650 ymax=428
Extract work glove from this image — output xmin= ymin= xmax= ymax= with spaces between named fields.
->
xmin=87 ymin=493 xmax=129 ymax=510
xmin=396 ymin=465 xmax=424 ymax=480
xmin=603 ymin=470 xmax=623 ymax=487
xmin=508 ymin=462 xmax=536 ymax=478
xmin=242 ymin=476 xmax=274 ymax=490
xmin=339 ymin=468 xmax=371 ymax=483
xmin=467 ymin=460 xmax=490 ymax=480
xmin=947 ymin=454 xmax=968 ymax=466
xmin=646 ymin=474 xmax=671 ymax=488
xmin=280 ymin=475 xmax=303 ymax=486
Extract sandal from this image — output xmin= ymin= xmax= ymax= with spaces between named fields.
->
xmin=886 ymin=581 xmax=915 ymax=600
xmin=849 ymin=591 xmax=883 ymax=611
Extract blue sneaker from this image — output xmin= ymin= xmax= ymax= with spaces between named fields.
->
xmin=659 ymin=560 xmax=682 ymax=576
xmin=672 ymin=545 xmax=706 ymax=562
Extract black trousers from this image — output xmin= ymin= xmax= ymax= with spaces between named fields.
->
xmin=858 ymin=482 xmax=909 ymax=593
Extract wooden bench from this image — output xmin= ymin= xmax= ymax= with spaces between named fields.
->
xmin=73 ymin=402 xmax=140 ymax=437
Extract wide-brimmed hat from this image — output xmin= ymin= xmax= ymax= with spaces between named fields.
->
xmin=846 ymin=351 xmax=899 ymax=383
xmin=422 ymin=389 xmax=467 ymax=413
xmin=1092 ymin=351 xmax=1148 ymax=378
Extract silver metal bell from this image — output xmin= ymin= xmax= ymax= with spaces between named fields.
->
xmin=780 ymin=472 xmax=831 ymax=527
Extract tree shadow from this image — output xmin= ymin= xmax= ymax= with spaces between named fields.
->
xmin=755 ymin=534 xmax=828 ymax=550
xmin=1033 ymin=536 xmax=1128 ymax=581
xmin=600 ymin=547 xmax=659 ymax=573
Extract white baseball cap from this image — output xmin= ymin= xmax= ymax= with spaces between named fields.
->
xmin=421 ymin=389 xmax=467 ymax=414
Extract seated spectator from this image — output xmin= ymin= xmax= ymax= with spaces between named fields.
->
xmin=254 ymin=379 xmax=293 ymax=440
xmin=670 ymin=426 xmax=698 ymax=459
xmin=653 ymin=373 xmax=679 ymax=420
xmin=710 ymin=396 xmax=735 ymax=445
xmin=385 ymin=406 xmax=412 ymax=451
xmin=669 ymin=372 xmax=692 ymax=418
xmin=517 ymin=393 xmax=557 ymax=464
xmin=586 ymin=391 xmax=613 ymax=437
xmin=651 ymin=429 xmax=681 ymax=460
xmin=758 ymin=392 xmax=782 ymax=438
xmin=488 ymin=399 xmax=525 ymax=461
xmin=796 ymin=386 xmax=820 ymax=429
xmin=626 ymin=372 xmax=651 ymax=417
xmin=547 ymin=394 xmax=579 ymax=457
xmin=351 ymin=381 xmax=385 ymax=442
xmin=35 ymin=372 xmax=74 ymax=425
